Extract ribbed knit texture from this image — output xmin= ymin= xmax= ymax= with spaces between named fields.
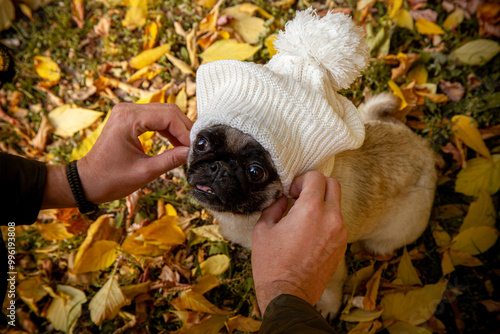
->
xmin=191 ymin=9 xmax=369 ymax=195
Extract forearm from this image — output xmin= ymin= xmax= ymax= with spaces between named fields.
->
xmin=41 ymin=164 xmax=76 ymax=209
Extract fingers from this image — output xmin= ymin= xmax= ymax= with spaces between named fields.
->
xmin=256 ymin=196 xmax=288 ymax=227
xmin=289 ymin=171 xmax=326 ymax=202
xmin=143 ymin=146 xmax=190 ymax=177
xmin=324 ymin=177 xmax=342 ymax=211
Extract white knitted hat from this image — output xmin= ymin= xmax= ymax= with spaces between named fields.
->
xmin=191 ymin=8 xmax=369 ymax=196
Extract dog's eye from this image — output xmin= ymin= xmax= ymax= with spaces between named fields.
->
xmin=247 ymin=164 xmax=266 ymax=182
xmin=195 ymin=136 xmax=209 ymax=152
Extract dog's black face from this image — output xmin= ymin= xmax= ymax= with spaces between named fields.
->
xmin=187 ymin=125 xmax=283 ymax=214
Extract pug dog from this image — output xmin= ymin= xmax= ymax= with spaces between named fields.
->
xmin=187 ymin=93 xmax=438 ymax=316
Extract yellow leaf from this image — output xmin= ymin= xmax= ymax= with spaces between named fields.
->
xmin=48 ymin=104 xmax=103 ymax=138
xmin=40 ymin=222 xmax=75 ymax=241
xmin=226 ymin=315 xmax=262 ymax=333
xmin=138 ymin=215 xmax=186 ymax=246
xmin=121 ymin=231 xmax=167 ymax=257
xmin=122 ymin=0 xmax=148 ymax=30
xmin=238 ymin=3 xmax=273 ymax=19
xmin=18 ymin=279 xmax=48 ymax=315
xmin=461 ymin=190 xmax=496 ymax=232
xmin=452 ymin=115 xmax=492 ymax=159
xmin=417 ymin=92 xmax=450 ymax=103
xmin=165 ymin=53 xmax=195 ymax=76
xmin=381 ymin=281 xmax=447 ymax=325
xmin=407 ymin=64 xmax=427 ymax=85
xmin=388 ymin=0 xmax=403 ymax=18
xmin=387 ymin=321 xmax=433 ymax=334
xmin=453 ymin=39 xmax=500 ymax=66
xmin=200 ymin=254 xmax=230 ymax=276
xmin=121 ymin=281 xmax=150 ymax=304
xmin=176 ymin=290 xmax=231 ymax=314
xmin=357 ymin=0 xmax=376 ymax=11
xmin=89 ymin=273 xmax=127 ymax=325
xmin=394 ymin=9 xmax=414 ymax=31
xmin=165 ymin=203 xmax=177 ymax=216
xmin=396 ymin=247 xmax=422 ymax=286
xmin=72 ymin=240 xmax=119 ymax=274
xmin=200 ymin=39 xmax=261 ymax=63
xmin=449 ymin=249 xmax=483 ymax=267
xmin=195 ymin=0 xmax=217 ymax=8
xmin=34 ymin=56 xmax=61 ymax=83
xmin=432 ymin=223 xmax=451 ymax=249
xmin=450 ymin=226 xmax=499 ymax=255
xmin=192 ymin=275 xmax=220 ymax=295
xmin=455 ymin=155 xmax=500 ymax=196
xmin=0 ymin=0 xmax=15 ymax=31
xmin=443 ymin=9 xmax=464 ymax=30
xmin=221 ymin=5 xmax=269 ymax=44
xmin=388 ymin=80 xmax=408 ymax=110
xmin=363 ymin=263 xmax=387 ymax=311
xmin=191 ymin=224 xmax=226 ymax=245
xmin=441 ymin=251 xmax=455 ymax=276
xmin=70 ymin=111 xmax=110 ymax=161
xmin=129 ymin=43 xmax=171 ymax=69
xmin=143 ymin=22 xmax=158 ymax=50
xmin=265 ymin=34 xmax=278 ymax=57
xmin=184 ymin=315 xmax=227 ymax=334
xmin=415 ymin=18 xmax=445 ymax=35
xmin=344 ymin=262 xmax=375 ymax=292
xmin=340 ymin=306 xmax=384 ymax=322
xmin=136 ymin=89 xmax=165 ymax=104
xmin=46 ymin=285 xmax=86 ymax=333
xmin=175 ymin=87 xmax=188 ymax=112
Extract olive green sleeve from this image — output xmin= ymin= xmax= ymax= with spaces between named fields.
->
xmin=260 ymin=294 xmax=335 ymax=333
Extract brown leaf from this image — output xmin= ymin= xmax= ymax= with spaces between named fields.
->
xmin=441 ymin=142 xmax=463 ymax=167
xmin=440 ymin=79 xmax=465 ymax=101
xmin=410 ymin=9 xmax=438 ymax=22
xmin=480 ymin=299 xmax=500 ymax=312
xmin=71 ymin=0 xmax=84 ymax=28
xmin=94 ymin=16 xmax=111 ymax=37
xmin=363 ymin=263 xmax=388 ymax=311
xmin=477 ymin=2 xmax=500 ymax=37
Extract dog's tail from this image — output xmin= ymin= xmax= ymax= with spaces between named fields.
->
xmin=359 ymin=93 xmax=401 ymax=123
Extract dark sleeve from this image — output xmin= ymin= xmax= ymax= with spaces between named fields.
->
xmin=259 ymin=294 xmax=335 ymax=334
xmin=0 ymin=153 xmax=47 ymax=226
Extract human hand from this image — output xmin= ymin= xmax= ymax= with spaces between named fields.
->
xmin=78 ymin=103 xmax=192 ymax=204
xmin=251 ymin=171 xmax=348 ymax=313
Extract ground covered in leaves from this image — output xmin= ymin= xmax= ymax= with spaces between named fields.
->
xmin=1 ymin=0 xmax=499 ymax=333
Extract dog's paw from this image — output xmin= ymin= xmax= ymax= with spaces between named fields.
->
xmin=316 ymin=287 xmax=343 ymax=320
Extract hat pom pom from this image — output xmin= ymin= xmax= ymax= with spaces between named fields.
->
xmin=273 ymin=8 xmax=369 ymax=91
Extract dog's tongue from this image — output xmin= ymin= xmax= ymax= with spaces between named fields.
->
xmin=196 ymin=185 xmax=214 ymax=193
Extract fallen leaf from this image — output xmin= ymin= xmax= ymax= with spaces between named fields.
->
xmin=451 ymin=115 xmax=491 ymax=159
xmin=410 ymin=9 xmax=438 ymax=22
xmin=448 ymin=249 xmax=483 ymax=267
xmin=381 ymin=281 xmax=447 ymax=325
xmin=34 ymin=56 xmax=61 ymax=84
xmin=70 ymin=111 xmax=110 ymax=161
xmin=407 ymin=64 xmax=428 ymax=84
xmin=89 ymin=273 xmax=127 ymax=325
xmin=453 ymin=39 xmax=500 ymax=66
xmin=388 ymin=80 xmax=408 ymax=110
xmin=175 ymin=87 xmax=187 ymax=112
xmin=443 ymin=9 xmax=465 ymax=30
xmin=46 ymin=285 xmax=86 ymax=334
xmin=415 ymin=18 xmax=445 ymax=35
xmin=450 ymin=226 xmax=499 ymax=255
xmin=387 ymin=321 xmax=433 ymax=334
xmin=184 ymin=315 xmax=227 ymax=334
xmin=460 ymin=190 xmax=496 ymax=232
xmin=440 ymin=80 xmax=465 ymax=102
xmin=344 ymin=262 xmax=375 ymax=292
xmin=40 ymin=222 xmax=75 ymax=241
xmin=221 ymin=5 xmax=267 ymax=44
xmin=477 ymin=2 xmax=500 ymax=37
xmin=71 ymin=0 xmax=84 ymax=28
xmin=165 ymin=53 xmax=195 ymax=76
xmin=94 ymin=16 xmax=111 ymax=37
xmin=31 ymin=114 xmax=54 ymax=151
xmin=200 ymin=254 xmax=230 ymax=276
xmin=121 ymin=281 xmax=150 ymax=304
xmin=48 ymin=104 xmax=103 ymax=138
xmin=479 ymin=299 xmax=500 ymax=313
xmin=175 ymin=290 xmax=232 ymax=314
xmin=363 ymin=263 xmax=387 ymax=311
xmin=441 ymin=251 xmax=455 ymax=276
xmin=195 ymin=0 xmax=218 ymax=8
xmin=0 ymin=0 xmax=15 ymax=31
xmin=395 ymin=247 xmax=423 ymax=286
xmin=18 ymin=279 xmax=48 ymax=315
xmin=347 ymin=320 xmax=383 ymax=334
xmin=72 ymin=240 xmax=119 ymax=274
xmin=122 ymin=0 xmax=147 ymax=30
xmin=191 ymin=225 xmax=225 ymax=244
xmin=394 ymin=9 xmax=414 ymax=30
xmin=137 ymin=215 xmax=186 ymax=246
xmin=143 ymin=22 xmax=158 ymax=50
xmin=129 ymin=43 xmax=171 ymax=69
xmin=340 ymin=306 xmax=384 ymax=322
xmin=432 ymin=223 xmax=452 ymax=249
xmin=226 ymin=315 xmax=262 ymax=333
xmin=388 ymin=0 xmax=403 ymax=18
xmin=192 ymin=275 xmax=220 ymax=295
xmin=199 ymin=39 xmax=261 ymax=63
xmin=455 ymin=155 xmax=500 ymax=196
xmin=121 ymin=231 xmax=169 ymax=257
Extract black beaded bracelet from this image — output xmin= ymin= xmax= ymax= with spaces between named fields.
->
xmin=66 ymin=160 xmax=98 ymax=214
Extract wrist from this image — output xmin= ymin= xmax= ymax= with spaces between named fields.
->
xmin=41 ymin=165 xmax=76 ymax=209
xmin=256 ymin=279 xmax=311 ymax=312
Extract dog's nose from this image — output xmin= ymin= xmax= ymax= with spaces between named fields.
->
xmin=210 ymin=162 xmax=229 ymax=177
